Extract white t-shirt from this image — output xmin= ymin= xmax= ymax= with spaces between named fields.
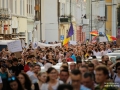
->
xmin=26 ymin=71 xmax=34 ymax=77
xmin=100 ymin=50 xmax=108 ymax=56
xmin=0 ymin=76 xmax=2 ymax=83
xmin=93 ymin=51 xmax=101 ymax=56
xmin=41 ymin=80 xmax=63 ymax=90
xmin=107 ymin=49 xmax=112 ymax=53
xmin=113 ymin=73 xmax=120 ymax=85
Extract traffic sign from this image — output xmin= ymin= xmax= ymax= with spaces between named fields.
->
xmin=60 ymin=35 xmax=64 ymax=40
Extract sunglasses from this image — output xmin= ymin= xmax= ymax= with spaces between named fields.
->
xmin=8 ymin=76 xmax=16 ymax=81
xmin=117 ymin=68 xmax=120 ymax=70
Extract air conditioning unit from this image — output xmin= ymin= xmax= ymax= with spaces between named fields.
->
xmin=83 ymin=19 xmax=89 ymax=25
xmin=59 ymin=17 xmax=69 ymax=23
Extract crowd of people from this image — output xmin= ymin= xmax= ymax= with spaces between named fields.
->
xmin=0 ymin=41 xmax=120 ymax=90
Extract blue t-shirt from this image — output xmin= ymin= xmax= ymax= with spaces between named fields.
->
xmin=71 ymin=54 xmax=76 ymax=62
xmin=80 ymin=85 xmax=91 ymax=90
xmin=0 ymin=72 xmax=8 ymax=79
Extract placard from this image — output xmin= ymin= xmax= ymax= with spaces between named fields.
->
xmin=38 ymin=42 xmax=61 ymax=48
xmin=69 ymin=41 xmax=77 ymax=45
xmin=99 ymin=37 xmax=108 ymax=42
xmin=7 ymin=40 xmax=22 ymax=52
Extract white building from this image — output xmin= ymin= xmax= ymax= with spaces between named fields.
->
xmin=0 ymin=0 xmax=35 ymax=43
xmin=59 ymin=0 xmax=87 ymax=41
xmin=41 ymin=0 xmax=59 ymax=42
xmin=86 ymin=0 xmax=118 ymax=38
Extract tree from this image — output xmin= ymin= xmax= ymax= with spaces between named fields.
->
xmin=117 ymin=5 xmax=120 ymax=27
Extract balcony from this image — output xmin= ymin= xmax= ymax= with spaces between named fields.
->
xmin=60 ymin=17 xmax=70 ymax=23
xmin=59 ymin=15 xmax=72 ymax=23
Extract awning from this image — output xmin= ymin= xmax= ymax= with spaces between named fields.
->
xmin=18 ymin=18 xmax=27 ymax=32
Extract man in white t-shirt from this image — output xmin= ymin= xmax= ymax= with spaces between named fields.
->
xmin=0 ymin=76 xmax=3 ymax=90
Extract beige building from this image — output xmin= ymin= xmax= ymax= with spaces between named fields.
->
xmin=0 ymin=0 xmax=35 ymax=43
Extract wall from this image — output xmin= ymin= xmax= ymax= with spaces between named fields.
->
xmin=41 ymin=0 xmax=58 ymax=42
xmin=105 ymin=0 xmax=112 ymax=35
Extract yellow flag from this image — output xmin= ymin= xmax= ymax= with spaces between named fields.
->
xmin=63 ymin=38 xmax=70 ymax=45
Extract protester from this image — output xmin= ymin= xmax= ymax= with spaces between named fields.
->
xmin=37 ymin=72 xmax=47 ymax=88
xmin=0 ymin=40 xmax=120 ymax=90
xmin=41 ymin=67 xmax=63 ymax=90
xmin=59 ymin=70 xmax=69 ymax=83
xmin=79 ymin=65 xmax=88 ymax=75
xmin=12 ymin=58 xmax=24 ymax=76
xmin=70 ymin=69 xmax=90 ymax=90
xmin=7 ymin=76 xmax=24 ymax=90
xmin=95 ymin=65 xmax=118 ymax=90
xmin=57 ymin=84 xmax=73 ymax=90
xmin=29 ymin=64 xmax=40 ymax=83
xmin=82 ymin=72 xmax=95 ymax=90
xmin=18 ymin=73 xmax=32 ymax=90
xmin=113 ymin=62 xmax=120 ymax=85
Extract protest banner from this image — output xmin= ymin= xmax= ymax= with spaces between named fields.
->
xmin=99 ymin=37 xmax=108 ymax=42
xmin=69 ymin=41 xmax=77 ymax=45
xmin=7 ymin=40 xmax=22 ymax=53
xmin=37 ymin=42 xmax=61 ymax=48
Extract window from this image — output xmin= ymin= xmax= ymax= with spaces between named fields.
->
xmin=30 ymin=0 xmax=32 ymax=14
xmin=9 ymin=0 xmax=13 ymax=13
xmin=105 ymin=5 xmax=107 ymax=21
xmin=33 ymin=0 xmax=35 ymax=15
xmin=23 ymin=0 xmax=24 ymax=15
xmin=27 ymin=0 xmax=28 ymax=13
xmin=15 ymin=0 xmax=17 ymax=14
xmin=66 ymin=2 xmax=70 ymax=15
xmin=29 ymin=0 xmax=30 ymax=14
xmin=20 ymin=0 xmax=23 ymax=15
xmin=0 ymin=0 xmax=2 ymax=8
xmin=2 ymin=0 xmax=4 ymax=7
xmin=62 ymin=3 xmax=65 ymax=16
xmin=12 ymin=29 xmax=17 ymax=34
xmin=6 ymin=0 xmax=8 ymax=8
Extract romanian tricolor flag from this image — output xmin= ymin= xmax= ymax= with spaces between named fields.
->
xmin=63 ymin=23 xmax=74 ymax=48
xmin=90 ymin=30 xmax=98 ymax=36
xmin=106 ymin=35 xmax=117 ymax=41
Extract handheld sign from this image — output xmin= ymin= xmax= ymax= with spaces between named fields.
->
xmin=7 ymin=40 xmax=22 ymax=53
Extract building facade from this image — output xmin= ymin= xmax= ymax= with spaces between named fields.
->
xmin=105 ymin=0 xmax=117 ymax=37
xmin=59 ymin=0 xmax=86 ymax=42
xmin=0 ymin=0 xmax=35 ymax=43
xmin=86 ymin=0 xmax=118 ymax=39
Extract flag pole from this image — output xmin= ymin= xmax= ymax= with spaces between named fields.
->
xmin=69 ymin=0 xmax=71 ymax=41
